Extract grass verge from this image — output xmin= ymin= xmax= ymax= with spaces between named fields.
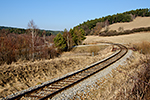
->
xmin=73 ymin=52 xmax=150 ymax=99
xmin=133 ymin=41 xmax=150 ymax=54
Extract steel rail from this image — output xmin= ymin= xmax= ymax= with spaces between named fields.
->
xmin=7 ymin=43 xmax=128 ymax=100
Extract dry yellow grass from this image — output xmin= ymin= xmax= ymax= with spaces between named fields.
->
xmin=133 ymin=41 xmax=150 ymax=54
xmin=0 ymin=46 xmax=113 ymax=98
xmin=75 ymin=38 xmax=150 ymax=99
xmin=61 ymin=45 xmax=108 ymax=57
xmin=83 ymin=32 xmax=150 ymax=44
xmin=101 ymin=17 xmax=150 ymax=32
xmin=73 ymin=52 xmax=150 ymax=99
xmin=86 ymin=17 xmax=150 ymax=45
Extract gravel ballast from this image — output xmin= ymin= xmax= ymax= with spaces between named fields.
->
xmin=51 ymin=50 xmax=133 ymax=100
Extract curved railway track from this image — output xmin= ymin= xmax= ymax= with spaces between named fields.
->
xmin=7 ymin=43 xmax=128 ymax=100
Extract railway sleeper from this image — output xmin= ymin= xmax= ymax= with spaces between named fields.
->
xmin=78 ymin=73 xmax=88 ymax=77
xmin=66 ymin=78 xmax=79 ymax=81
xmin=62 ymin=80 xmax=76 ymax=83
xmin=51 ymin=84 xmax=63 ymax=87
xmin=47 ymin=86 xmax=62 ymax=89
xmin=25 ymin=94 xmax=44 ymax=99
xmin=43 ymin=89 xmax=57 ymax=92
xmin=58 ymin=81 xmax=72 ymax=85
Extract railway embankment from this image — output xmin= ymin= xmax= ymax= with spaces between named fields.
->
xmin=0 ymin=45 xmax=112 ymax=98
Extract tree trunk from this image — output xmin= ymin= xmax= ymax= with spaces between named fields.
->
xmin=32 ymin=29 xmax=34 ymax=61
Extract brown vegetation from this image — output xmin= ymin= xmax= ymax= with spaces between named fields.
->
xmin=88 ymin=46 xmax=100 ymax=56
xmin=99 ymin=26 xmax=150 ymax=36
xmin=133 ymin=41 xmax=150 ymax=54
xmin=0 ymin=46 xmax=113 ymax=98
xmin=73 ymin=52 xmax=150 ymax=99
xmin=0 ymin=28 xmax=57 ymax=65
xmin=78 ymin=34 xmax=150 ymax=99
xmin=90 ymin=22 xmax=103 ymax=35
xmin=61 ymin=45 xmax=108 ymax=57
xmin=72 ymin=45 xmax=107 ymax=53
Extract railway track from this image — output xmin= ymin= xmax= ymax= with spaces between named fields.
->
xmin=7 ymin=43 xmax=128 ymax=100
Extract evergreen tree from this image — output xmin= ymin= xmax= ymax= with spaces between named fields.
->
xmin=79 ymin=28 xmax=86 ymax=40
xmin=53 ymin=33 xmax=66 ymax=50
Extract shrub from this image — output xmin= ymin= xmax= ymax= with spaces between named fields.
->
xmin=48 ymin=47 xmax=58 ymax=58
xmin=88 ymin=46 xmax=100 ymax=56
xmin=131 ymin=59 xmax=150 ymax=99
xmin=118 ymin=27 xmax=124 ymax=32
xmin=0 ymin=30 xmax=57 ymax=65
xmin=99 ymin=27 xmax=150 ymax=36
xmin=133 ymin=41 xmax=150 ymax=54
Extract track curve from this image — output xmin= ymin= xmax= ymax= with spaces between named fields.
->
xmin=6 ymin=43 xmax=128 ymax=100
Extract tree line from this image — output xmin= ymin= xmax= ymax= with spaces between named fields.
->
xmin=0 ymin=26 xmax=62 ymax=36
xmin=100 ymin=27 xmax=150 ymax=36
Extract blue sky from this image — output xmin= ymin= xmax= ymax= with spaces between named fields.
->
xmin=0 ymin=0 xmax=149 ymax=31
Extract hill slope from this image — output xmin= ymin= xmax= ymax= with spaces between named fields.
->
xmin=83 ymin=32 xmax=150 ymax=44
xmin=74 ymin=8 xmax=150 ymax=35
xmin=101 ymin=17 xmax=150 ymax=32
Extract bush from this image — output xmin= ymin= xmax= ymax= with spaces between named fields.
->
xmin=48 ymin=47 xmax=58 ymax=58
xmin=88 ymin=46 xmax=100 ymax=56
xmin=0 ymin=31 xmax=58 ymax=65
xmin=99 ymin=27 xmax=150 ymax=36
xmin=131 ymin=59 xmax=150 ymax=99
xmin=118 ymin=27 xmax=124 ymax=32
xmin=133 ymin=41 xmax=150 ymax=54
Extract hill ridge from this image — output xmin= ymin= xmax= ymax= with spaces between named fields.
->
xmin=0 ymin=26 xmax=62 ymax=36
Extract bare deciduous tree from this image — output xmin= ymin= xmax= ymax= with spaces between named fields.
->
xmin=28 ymin=20 xmax=38 ymax=61
xmin=104 ymin=19 xmax=109 ymax=32
xmin=63 ymin=29 xmax=73 ymax=50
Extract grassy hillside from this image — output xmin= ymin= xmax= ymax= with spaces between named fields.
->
xmin=101 ymin=17 xmax=150 ymax=32
xmin=83 ymin=32 xmax=150 ymax=44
